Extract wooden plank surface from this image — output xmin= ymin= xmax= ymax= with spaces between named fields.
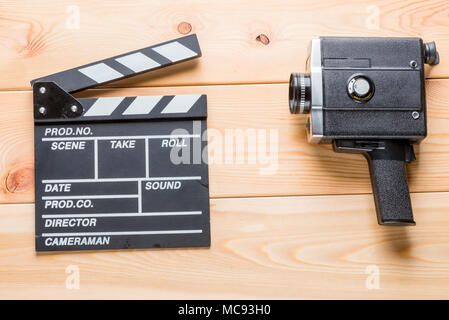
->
xmin=1 ymin=0 xmax=449 ymax=300
xmin=1 ymin=80 xmax=449 ymax=203
xmin=0 ymin=0 xmax=448 ymax=91
xmin=2 ymin=192 xmax=449 ymax=299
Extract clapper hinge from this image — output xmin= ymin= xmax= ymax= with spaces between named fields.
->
xmin=33 ymin=82 xmax=83 ymax=120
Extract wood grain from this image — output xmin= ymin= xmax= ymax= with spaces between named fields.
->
xmin=0 ymin=0 xmax=448 ymax=90
xmin=1 ymin=80 xmax=449 ymax=203
xmin=1 ymin=192 xmax=449 ymax=299
xmin=1 ymin=0 xmax=449 ymax=300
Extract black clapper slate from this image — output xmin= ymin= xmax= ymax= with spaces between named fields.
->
xmin=31 ymin=35 xmax=210 ymax=251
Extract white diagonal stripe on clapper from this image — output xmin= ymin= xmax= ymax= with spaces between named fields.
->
xmin=152 ymin=41 xmax=197 ymax=62
xmin=83 ymin=97 xmax=125 ymax=116
xmin=115 ymin=52 xmax=161 ymax=73
xmin=78 ymin=63 xmax=123 ymax=83
xmin=161 ymin=95 xmax=201 ymax=114
xmin=122 ymin=96 xmax=163 ymax=115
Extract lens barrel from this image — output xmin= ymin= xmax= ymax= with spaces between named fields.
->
xmin=289 ymin=73 xmax=312 ymax=114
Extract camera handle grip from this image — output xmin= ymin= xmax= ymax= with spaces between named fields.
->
xmin=333 ymin=140 xmax=416 ymax=226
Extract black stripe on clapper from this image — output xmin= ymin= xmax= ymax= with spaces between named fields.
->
xmin=186 ymin=95 xmax=207 ymax=118
xmin=139 ymin=47 xmax=172 ymax=66
xmin=148 ymin=95 xmax=176 ymax=116
xmin=111 ymin=97 xmax=137 ymax=116
xmin=177 ymin=34 xmax=202 ymax=55
xmin=78 ymin=98 xmax=98 ymax=115
xmin=104 ymin=59 xmax=136 ymax=77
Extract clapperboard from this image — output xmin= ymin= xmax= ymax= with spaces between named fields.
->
xmin=31 ymin=34 xmax=210 ymax=252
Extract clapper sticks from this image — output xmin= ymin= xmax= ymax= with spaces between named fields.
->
xmin=31 ymin=35 xmax=210 ymax=252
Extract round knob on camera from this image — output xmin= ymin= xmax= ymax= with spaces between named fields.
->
xmin=424 ymin=41 xmax=439 ymax=66
xmin=347 ymin=75 xmax=374 ymax=102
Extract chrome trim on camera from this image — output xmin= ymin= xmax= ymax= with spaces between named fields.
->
xmin=307 ymin=38 xmax=325 ymax=144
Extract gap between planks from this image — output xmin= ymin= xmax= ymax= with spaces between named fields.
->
xmin=0 ymin=78 xmax=447 ymax=93
xmin=4 ymin=190 xmax=449 ymax=206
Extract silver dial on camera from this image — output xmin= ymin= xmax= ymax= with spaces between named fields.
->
xmin=347 ymin=75 xmax=374 ymax=102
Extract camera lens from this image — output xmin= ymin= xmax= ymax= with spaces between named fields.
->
xmin=289 ymin=73 xmax=311 ymax=114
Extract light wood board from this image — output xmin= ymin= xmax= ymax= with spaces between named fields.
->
xmin=1 ymin=192 xmax=449 ymax=299
xmin=0 ymin=0 xmax=448 ymax=91
xmin=0 ymin=0 xmax=448 ymax=299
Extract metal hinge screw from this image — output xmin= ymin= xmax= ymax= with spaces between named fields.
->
xmin=38 ymin=107 xmax=46 ymax=115
xmin=409 ymin=60 xmax=418 ymax=68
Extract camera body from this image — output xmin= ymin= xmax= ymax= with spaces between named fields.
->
xmin=290 ymin=37 xmax=439 ymax=226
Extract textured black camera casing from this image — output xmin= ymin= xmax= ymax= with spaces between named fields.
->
xmin=310 ymin=37 xmax=427 ymax=143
